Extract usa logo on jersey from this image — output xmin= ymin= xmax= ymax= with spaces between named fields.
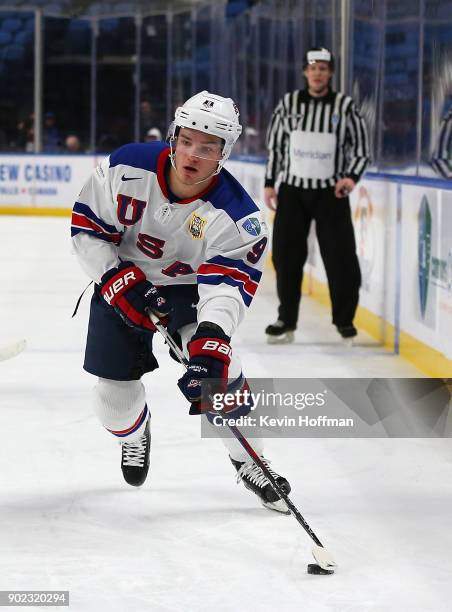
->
xmin=242 ymin=217 xmax=261 ymax=236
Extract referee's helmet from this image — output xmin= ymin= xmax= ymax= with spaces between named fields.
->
xmin=304 ymin=47 xmax=335 ymax=71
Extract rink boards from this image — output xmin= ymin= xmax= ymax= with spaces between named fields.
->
xmin=0 ymin=153 xmax=451 ymax=376
xmin=227 ymin=158 xmax=452 ymax=376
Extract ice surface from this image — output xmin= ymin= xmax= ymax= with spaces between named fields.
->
xmin=1 ymin=217 xmax=451 ymax=611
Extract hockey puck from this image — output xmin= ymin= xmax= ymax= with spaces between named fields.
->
xmin=307 ymin=563 xmax=334 ymax=575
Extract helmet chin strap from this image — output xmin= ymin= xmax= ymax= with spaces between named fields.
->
xmin=169 ymin=139 xmax=223 ymax=186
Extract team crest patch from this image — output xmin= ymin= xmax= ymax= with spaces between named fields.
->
xmin=189 ymin=212 xmax=207 ymax=239
xmin=242 ymin=217 xmax=261 ymax=236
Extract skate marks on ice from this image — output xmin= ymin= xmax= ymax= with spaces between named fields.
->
xmin=1 ymin=428 xmax=452 ymax=611
xmin=275 ymin=338 xmax=391 ymax=356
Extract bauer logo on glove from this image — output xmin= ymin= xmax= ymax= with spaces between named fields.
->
xmin=102 ymin=270 xmax=141 ymax=305
xmin=100 ymin=261 xmax=170 ymax=332
xmin=201 ymin=340 xmax=232 ymax=356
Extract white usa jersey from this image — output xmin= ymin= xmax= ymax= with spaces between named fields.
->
xmin=71 ymin=142 xmax=268 ymax=335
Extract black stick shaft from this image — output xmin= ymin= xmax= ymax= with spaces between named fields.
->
xmin=226 ymin=422 xmax=323 ymax=547
xmin=154 ymin=319 xmax=325 ymax=548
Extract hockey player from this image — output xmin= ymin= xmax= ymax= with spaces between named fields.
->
xmin=71 ymin=91 xmax=290 ymax=512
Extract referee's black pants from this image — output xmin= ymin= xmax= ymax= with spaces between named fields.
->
xmin=272 ymin=183 xmax=361 ymax=329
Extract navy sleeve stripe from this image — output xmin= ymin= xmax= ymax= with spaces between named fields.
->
xmin=73 ymin=201 xmax=120 ymax=235
xmin=71 ymin=227 xmax=120 ymax=244
xmin=207 ymin=254 xmax=262 ymax=282
xmin=197 ymin=274 xmax=253 ymax=307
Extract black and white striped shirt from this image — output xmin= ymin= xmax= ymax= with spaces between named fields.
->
xmin=431 ymin=108 xmax=452 ymax=179
xmin=265 ymin=89 xmax=370 ymax=190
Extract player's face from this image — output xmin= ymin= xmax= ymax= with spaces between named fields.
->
xmin=173 ymin=128 xmax=223 ymax=184
xmin=303 ymin=62 xmax=333 ymax=95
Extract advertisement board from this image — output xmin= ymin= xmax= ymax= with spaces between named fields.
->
xmin=350 ymin=181 xmax=392 ymax=322
xmin=0 ymin=155 xmax=97 ymax=209
xmin=401 ymin=186 xmax=440 ymax=343
xmin=437 ymin=191 xmax=452 ymax=359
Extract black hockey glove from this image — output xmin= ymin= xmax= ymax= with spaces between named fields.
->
xmin=177 ymin=324 xmax=231 ymax=415
xmin=100 ymin=261 xmax=169 ymax=332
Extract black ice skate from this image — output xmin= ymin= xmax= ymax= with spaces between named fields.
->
xmin=336 ymin=325 xmax=357 ymax=346
xmin=121 ymin=420 xmax=150 ymax=487
xmin=230 ymin=456 xmax=291 ymax=514
xmin=265 ymin=320 xmax=295 ymax=344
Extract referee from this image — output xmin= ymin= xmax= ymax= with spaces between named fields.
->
xmin=431 ymin=107 xmax=452 ymax=179
xmin=264 ymin=47 xmax=370 ymax=344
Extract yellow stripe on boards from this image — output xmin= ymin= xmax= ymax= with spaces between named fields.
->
xmin=303 ymin=274 xmax=452 ymax=377
xmin=397 ymin=329 xmax=452 ymax=378
xmin=0 ymin=207 xmax=71 ymax=217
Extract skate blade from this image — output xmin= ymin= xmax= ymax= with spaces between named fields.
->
xmin=261 ymin=499 xmax=291 ymax=514
xmin=341 ymin=337 xmax=355 ymax=347
xmin=267 ymin=331 xmax=294 ymax=345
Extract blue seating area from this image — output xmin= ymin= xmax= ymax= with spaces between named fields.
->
xmin=0 ymin=0 xmax=451 ymax=171
xmin=0 ymin=15 xmax=33 ymax=75
xmin=0 ymin=30 xmax=12 ymax=45
xmin=1 ymin=17 xmax=22 ymax=33
xmin=65 ymin=19 xmax=90 ymax=53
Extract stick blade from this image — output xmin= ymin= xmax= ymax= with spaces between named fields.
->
xmin=0 ymin=339 xmax=27 ymax=362
xmin=312 ymin=544 xmax=337 ymax=570
xmin=261 ymin=499 xmax=291 ymax=514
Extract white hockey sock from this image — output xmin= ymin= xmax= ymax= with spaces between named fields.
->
xmin=93 ymin=378 xmax=149 ymax=442
xmin=217 ymin=431 xmax=264 ymax=463
xmin=203 ymin=379 xmax=264 ymax=462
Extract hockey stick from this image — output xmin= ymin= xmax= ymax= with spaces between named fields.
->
xmin=0 ymin=339 xmax=27 ymax=362
xmin=150 ymin=314 xmax=337 ymax=572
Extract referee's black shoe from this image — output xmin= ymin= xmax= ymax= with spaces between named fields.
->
xmin=337 ymin=325 xmax=358 ymax=346
xmin=336 ymin=325 xmax=357 ymax=339
xmin=265 ymin=320 xmax=295 ymax=344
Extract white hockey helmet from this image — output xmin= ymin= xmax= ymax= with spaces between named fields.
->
xmin=171 ymin=90 xmax=242 ymax=171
